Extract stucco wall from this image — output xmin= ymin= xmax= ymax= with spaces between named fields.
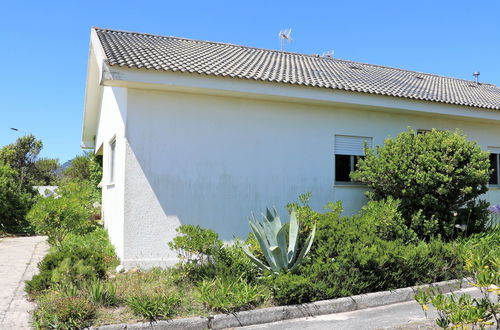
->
xmin=119 ymin=88 xmax=500 ymax=267
xmin=96 ymin=86 xmax=128 ymax=260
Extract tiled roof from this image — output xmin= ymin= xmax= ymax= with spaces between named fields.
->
xmin=94 ymin=28 xmax=500 ymax=111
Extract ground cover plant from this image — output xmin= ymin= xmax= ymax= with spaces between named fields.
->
xmin=415 ymin=226 xmax=500 ymax=329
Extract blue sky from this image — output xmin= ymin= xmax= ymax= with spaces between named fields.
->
xmin=1 ymin=0 xmax=499 ymax=162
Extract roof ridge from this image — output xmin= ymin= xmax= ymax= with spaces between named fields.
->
xmin=93 ymin=27 xmax=496 ymax=87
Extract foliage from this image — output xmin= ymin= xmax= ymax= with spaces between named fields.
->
xmin=243 ymin=208 xmax=316 ymax=274
xmin=268 ymin=198 xmax=465 ymax=305
xmin=63 ymin=152 xmax=103 ymax=187
xmin=415 ymin=230 xmax=499 ymax=329
xmin=26 ymin=181 xmax=98 ymax=247
xmin=126 ymin=294 xmax=180 ymax=322
xmin=87 ymin=280 xmax=118 ymax=307
xmin=351 ymin=128 xmax=491 ymax=240
xmin=32 ymin=290 xmax=96 ymax=330
xmin=169 ymin=224 xmax=257 ymax=283
xmin=0 ymin=164 xmax=33 ymax=233
xmin=0 ymin=134 xmax=43 ymax=189
xmin=33 ymin=157 xmax=60 ymax=185
xmin=197 ymin=276 xmax=269 ymax=313
xmin=168 ymin=224 xmax=223 ymax=264
xmin=26 ymin=227 xmax=118 ymax=294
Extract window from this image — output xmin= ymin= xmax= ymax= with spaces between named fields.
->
xmin=109 ymin=137 xmax=116 ymax=184
xmin=335 ymin=135 xmax=372 ymax=183
xmin=417 ymin=129 xmax=432 ymax=135
xmin=489 ymin=148 xmax=500 ymax=185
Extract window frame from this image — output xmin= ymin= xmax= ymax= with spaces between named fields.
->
xmin=489 ymin=151 xmax=500 ymax=186
xmin=334 ymin=135 xmax=372 ymax=186
xmin=108 ymin=136 xmax=116 ymax=185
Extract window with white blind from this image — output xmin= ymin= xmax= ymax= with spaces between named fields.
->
xmin=335 ymin=135 xmax=373 ymax=183
xmin=489 ymin=147 xmax=500 ymax=186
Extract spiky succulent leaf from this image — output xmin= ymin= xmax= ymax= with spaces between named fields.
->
xmin=287 ymin=210 xmax=299 ymax=264
xmin=242 ymin=246 xmax=271 ymax=271
xmin=269 ymin=245 xmax=286 ymax=272
xmin=276 ymin=224 xmax=289 ymax=268
xmin=249 ymin=221 xmax=277 ymax=270
xmin=289 ymin=223 xmax=316 ymax=273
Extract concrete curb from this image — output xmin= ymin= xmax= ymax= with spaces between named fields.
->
xmin=93 ymin=278 xmax=471 ymax=330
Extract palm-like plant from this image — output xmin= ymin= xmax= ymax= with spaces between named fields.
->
xmin=242 ymin=208 xmax=316 ymax=274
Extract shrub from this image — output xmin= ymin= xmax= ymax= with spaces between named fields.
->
xmin=169 ymin=225 xmax=256 ymax=283
xmin=126 ymin=294 xmax=180 ymax=322
xmin=269 ymin=199 xmax=465 ymax=305
xmin=26 ymin=227 xmax=117 ymax=294
xmin=351 ymin=128 xmax=491 ymax=239
xmin=197 ymin=276 xmax=269 ymax=312
xmin=32 ymin=291 xmax=96 ymax=329
xmin=416 ymin=231 xmax=499 ymax=328
xmin=0 ymin=164 xmax=33 ymax=233
xmin=27 ymin=181 xmax=98 ymax=247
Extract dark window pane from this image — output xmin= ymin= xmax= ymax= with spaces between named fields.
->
xmin=353 ymin=156 xmax=365 ymax=170
xmin=335 ymin=155 xmax=351 ymax=182
xmin=490 ymin=154 xmax=499 ymax=185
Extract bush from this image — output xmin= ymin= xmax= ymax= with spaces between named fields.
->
xmin=269 ymin=199 xmax=465 ymax=305
xmin=27 ymin=181 xmax=98 ymax=247
xmin=0 ymin=164 xmax=33 ymax=233
xmin=32 ymin=291 xmax=96 ymax=329
xmin=169 ymin=225 xmax=256 ymax=283
xmin=126 ymin=293 xmax=180 ymax=322
xmin=197 ymin=276 xmax=269 ymax=312
xmin=351 ymin=128 xmax=491 ymax=239
xmin=26 ymin=227 xmax=118 ymax=294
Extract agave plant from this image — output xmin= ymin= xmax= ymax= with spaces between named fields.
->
xmin=242 ymin=208 xmax=316 ymax=274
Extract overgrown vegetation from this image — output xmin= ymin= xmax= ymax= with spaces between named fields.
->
xmin=26 ymin=128 xmax=499 ymax=328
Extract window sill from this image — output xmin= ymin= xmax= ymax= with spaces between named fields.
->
xmin=103 ymin=183 xmax=115 ymax=188
xmin=334 ymin=182 xmax=367 ymax=188
xmin=489 ymin=185 xmax=500 ymax=190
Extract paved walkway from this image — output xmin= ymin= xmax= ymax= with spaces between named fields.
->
xmin=238 ymin=287 xmax=483 ymax=330
xmin=0 ymin=236 xmax=49 ymax=329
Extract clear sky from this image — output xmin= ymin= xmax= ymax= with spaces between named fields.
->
xmin=1 ymin=0 xmax=499 ymax=163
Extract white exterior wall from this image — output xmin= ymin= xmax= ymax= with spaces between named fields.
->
xmin=95 ymin=86 xmax=128 ymax=260
xmin=119 ymin=88 xmax=500 ymax=268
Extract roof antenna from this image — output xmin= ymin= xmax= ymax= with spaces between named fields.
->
xmin=278 ymin=29 xmax=292 ymax=51
xmin=473 ymin=71 xmax=480 ymax=84
xmin=322 ymin=50 xmax=334 ymax=58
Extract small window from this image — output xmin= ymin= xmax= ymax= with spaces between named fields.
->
xmin=489 ymin=151 xmax=500 ymax=185
xmin=109 ymin=138 xmax=116 ymax=183
xmin=334 ymin=135 xmax=372 ymax=183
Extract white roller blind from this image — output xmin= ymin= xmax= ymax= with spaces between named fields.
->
xmin=335 ymin=135 xmax=372 ymax=156
xmin=488 ymin=147 xmax=500 ymax=154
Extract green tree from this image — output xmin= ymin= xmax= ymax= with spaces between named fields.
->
xmin=63 ymin=152 xmax=102 ymax=187
xmin=0 ymin=164 xmax=33 ymax=233
xmin=33 ymin=158 xmax=60 ymax=185
xmin=0 ymin=134 xmax=43 ymax=189
xmin=351 ymin=128 xmax=491 ymax=239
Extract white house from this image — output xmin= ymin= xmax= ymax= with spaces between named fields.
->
xmin=82 ymin=27 xmax=500 ymax=268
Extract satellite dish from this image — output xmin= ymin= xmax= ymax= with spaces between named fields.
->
xmin=278 ymin=28 xmax=293 ymax=51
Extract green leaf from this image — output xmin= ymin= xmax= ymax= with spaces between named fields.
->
xmin=290 ymin=223 xmax=316 ymax=273
xmin=242 ymin=246 xmax=271 ymax=271
xmin=287 ymin=210 xmax=299 ymax=264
